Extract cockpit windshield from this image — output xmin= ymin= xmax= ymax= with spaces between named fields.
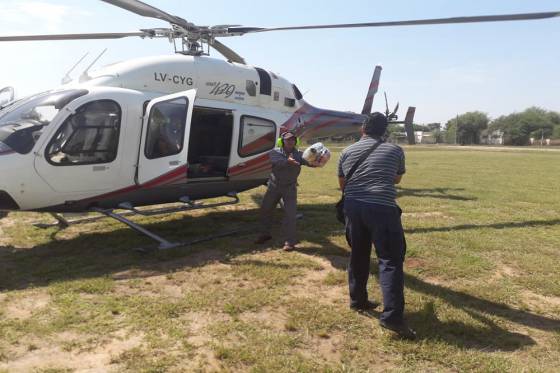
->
xmin=0 ymin=89 xmax=88 ymax=154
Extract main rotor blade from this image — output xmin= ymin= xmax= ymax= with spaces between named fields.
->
xmin=210 ymin=39 xmax=246 ymax=65
xmin=228 ymin=11 xmax=560 ymax=34
xmin=101 ymin=0 xmax=191 ymax=29
xmin=0 ymin=32 xmax=146 ymax=42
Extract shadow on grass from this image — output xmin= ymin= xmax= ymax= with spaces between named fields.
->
xmin=397 ymin=187 xmax=476 ymax=201
xmin=353 ymin=303 xmax=535 ymax=351
xmin=406 ymin=219 xmax=560 ymax=234
xmin=302 ymin=239 xmax=559 ymax=332
xmin=1 ymin=202 xmax=558 ymax=352
xmin=407 ymin=302 xmax=536 ymax=351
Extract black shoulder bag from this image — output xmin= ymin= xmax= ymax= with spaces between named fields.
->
xmin=336 ymin=140 xmax=383 ymax=223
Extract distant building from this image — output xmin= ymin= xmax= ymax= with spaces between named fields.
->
xmin=530 ymin=137 xmax=552 ymax=146
xmin=415 ymin=131 xmax=437 ymax=144
xmin=480 ymin=130 xmax=504 ymax=145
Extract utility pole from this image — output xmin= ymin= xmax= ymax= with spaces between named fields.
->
xmin=455 ymin=114 xmax=459 ymax=145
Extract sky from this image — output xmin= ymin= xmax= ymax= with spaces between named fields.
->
xmin=0 ymin=0 xmax=559 ymax=125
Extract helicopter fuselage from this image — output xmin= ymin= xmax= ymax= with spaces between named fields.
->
xmin=0 ymin=55 xmax=366 ymax=213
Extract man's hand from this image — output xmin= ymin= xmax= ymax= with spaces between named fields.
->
xmin=288 ymin=156 xmax=300 ymax=166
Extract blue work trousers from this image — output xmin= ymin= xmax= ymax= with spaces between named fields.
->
xmin=344 ymin=199 xmax=407 ymax=324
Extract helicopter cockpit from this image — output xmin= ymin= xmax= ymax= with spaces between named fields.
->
xmin=0 ymin=89 xmax=88 ymax=155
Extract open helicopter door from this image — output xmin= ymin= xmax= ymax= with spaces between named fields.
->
xmin=137 ymin=90 xmax=196 ymax=185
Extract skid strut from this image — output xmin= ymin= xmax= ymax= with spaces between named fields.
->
xmin=92 ymin=207 xmax=180 ymax=250
xmin=34 ymin=193 xmax=242 ymax=250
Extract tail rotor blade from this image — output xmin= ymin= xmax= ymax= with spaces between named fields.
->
xmin=384 ymin=92 xmax=390 ymax=117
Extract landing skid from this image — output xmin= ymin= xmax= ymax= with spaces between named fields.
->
xmin=35 ymin=193 xmax=243 ymax=251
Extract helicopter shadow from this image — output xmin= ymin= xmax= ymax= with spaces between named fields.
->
xmin=397 ymin=187 xmax=476 ymax=201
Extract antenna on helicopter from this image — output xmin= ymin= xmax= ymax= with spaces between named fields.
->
xmin=61 ymin=52 xmax=89 ymax=85
xmin=384 ymin=92 xmax=399 ymax=120
xmin=79 ymin=48 xmax=107 ymax=83
xmin=384 ymin=92 xmax=390 ymax=117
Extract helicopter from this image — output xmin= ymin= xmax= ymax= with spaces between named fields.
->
xmin=0 ymin=0 xmax=558 ymax=249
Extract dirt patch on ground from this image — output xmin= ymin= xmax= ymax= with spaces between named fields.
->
xmin=3 ymin=291 xmax=50 ymax=320
xmin=284 ymin=253 xmax=346 ymax=305
xmin=492 ymin=264 xmax=519 ymax=280
xmin=403 ymin=211 xmax=451 ymax=219
xmin=0 ymin=330 xmax=144 ymax=372
xmin=521 ymin=290 xmax=560 ymax=310
xmin=422 ymin=276 xmax=446 ymax=286
xmin=181 ymin=312 xmax=234 ymax=372
xmin=405 ymin=258 xmax=427 ymax=270
xmin=298 ymin=334 xmax=344 ymax=365
xmin=239 ymin=308 xmax=288 ymax=331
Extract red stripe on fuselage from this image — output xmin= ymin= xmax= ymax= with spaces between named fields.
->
xmin=228 ymin=153 xmax=270 ymax=175
xmin=230 ymin=161 xmax=271 ymax=177
xmin=81 ymin=165 xmax=188 ymax=202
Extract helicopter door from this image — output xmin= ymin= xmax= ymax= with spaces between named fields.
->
xmin=34 ymin=99 xmax=124 ymax=193
xmin=137 ymin=90 xmax=195 ymax=185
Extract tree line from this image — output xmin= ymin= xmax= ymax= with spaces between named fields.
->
xmin=387 ymin=107 xmax=560 ymax=146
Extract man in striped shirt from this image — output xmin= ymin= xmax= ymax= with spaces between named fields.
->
xmin=338 ymin=112 xmax=415 ymax=339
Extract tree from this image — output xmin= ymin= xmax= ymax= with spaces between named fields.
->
xmin=445 ymin=112 xmax=489 ymax=145
xmin=426 ymin=123 xmax=442 ymax=132
xmin=553 ymin=125 xmax=560 ymax=139
xmin=490 ymin=107 xmax=559 ymax=145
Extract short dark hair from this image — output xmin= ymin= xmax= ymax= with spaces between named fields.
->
xmin=363 ymin=112 xmax=388 ymax=137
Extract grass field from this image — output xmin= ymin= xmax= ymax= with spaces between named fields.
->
xmin=1 ymin=145 xmax=559 ymax=372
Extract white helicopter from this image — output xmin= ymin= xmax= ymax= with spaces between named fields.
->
xmin=0 ymin=0 xmax=558 ymax=249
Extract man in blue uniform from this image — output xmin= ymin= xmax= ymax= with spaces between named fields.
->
xmin=255 ymin=131 xmax=309 ymax=251
xmin=338 ymin=112 xmax=415 ymax=339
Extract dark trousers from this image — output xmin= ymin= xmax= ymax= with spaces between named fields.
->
xmin=344 ymin=199 xmax=407 ymax=324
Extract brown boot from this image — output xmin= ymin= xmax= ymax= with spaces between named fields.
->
xmin=282 ymin=243 xmax=296 ymax=251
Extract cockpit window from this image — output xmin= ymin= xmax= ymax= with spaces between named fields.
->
xmin=0 ymin=89 xmax=88 ymax=154
xmin=46 ymin=100 xmax=121 ymax=166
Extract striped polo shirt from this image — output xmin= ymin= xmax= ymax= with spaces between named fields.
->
xmin=338 ymin=136 xmax=405 ymax=207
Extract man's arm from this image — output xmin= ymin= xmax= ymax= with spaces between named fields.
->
xmin=269 ymin=149 xmax=288 ymax=167
xmin=337 ymin=151 xmax=347 ymax=190
xmin=338 ymin=176 xmax=345 ymax=190
xmin=395 ymin=148 xmax=405 ymax=184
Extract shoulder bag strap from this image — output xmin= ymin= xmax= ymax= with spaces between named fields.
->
xmin=343 ymin=140 xmax=383 ymax=192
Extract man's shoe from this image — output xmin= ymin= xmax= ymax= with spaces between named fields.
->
xmin=254 ymin=234 xmax=272 ymax=244
xmin=350 ymin=300 xmax=380 ymax=311
xmin=379 ymin=319 xmax=417 ymax=340
xmin=282 ymin=244 xmax=296 ymax=251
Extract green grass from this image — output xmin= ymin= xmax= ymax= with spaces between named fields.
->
xmin=1 ymin=145 xmax=559 ymax=372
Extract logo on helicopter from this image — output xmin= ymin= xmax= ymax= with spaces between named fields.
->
xmin=153 ymin=72 xmax=193 ymax=86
